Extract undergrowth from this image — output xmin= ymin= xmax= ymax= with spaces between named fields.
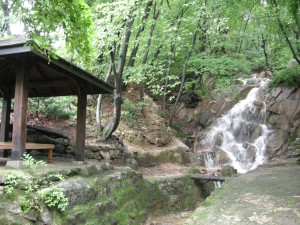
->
xmin=269 ymin=66 xmax=300 ymax=88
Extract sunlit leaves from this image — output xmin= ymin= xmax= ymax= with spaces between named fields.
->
xmin=18 ymin=0 xmax=95 ymax=67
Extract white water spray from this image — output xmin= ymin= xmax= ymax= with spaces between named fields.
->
xmin=202 ymin=79 xmax=271 ymax=174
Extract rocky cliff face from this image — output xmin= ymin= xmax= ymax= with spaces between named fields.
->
xmin=265 ymin=86 xmax=300 ymax=158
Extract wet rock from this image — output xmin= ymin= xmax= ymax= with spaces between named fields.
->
xmin=250 ymin=125 xmax=263 ymax=142
xmin=265 ymin=130 xmax=288 ymax=157
xmin=253 ymin=100 xmax=264 ymax=107
xmin=197 ymin=108 xmax=216 ymax=128
xmin=221 ymin=165 xmax=237 ymax=177
xmin=239 ymin=86 xmax=255 ymax=99
xmin=256 ymin=71 xmax=272 ymax=79
xmin=245 ymin=144 xmax=257 ymax=163
xmin=218 ymin=151 xmax=231 ymax=165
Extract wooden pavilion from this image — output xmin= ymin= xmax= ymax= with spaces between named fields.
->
xmin=0 ymin=37 xmax=113 ymax=168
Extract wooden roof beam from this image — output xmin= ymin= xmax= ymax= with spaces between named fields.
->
xmin=29 ymin=79 xmax=76 ymax=89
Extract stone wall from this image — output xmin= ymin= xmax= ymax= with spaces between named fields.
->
xmin=25 ymin=126 xmax=126 ymax=162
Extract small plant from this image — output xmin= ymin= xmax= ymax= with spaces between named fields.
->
xmin=4 ymin=153 xmax=68 ymax=213
xmin=22 ymin=153 xmax=46 ymax=169
xmin=37 ymin=186 xmax=69 ymax=211
xmin=122 ymin=99 xmax=145 ymax=127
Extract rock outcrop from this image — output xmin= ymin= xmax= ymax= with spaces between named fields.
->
xmin=265 ymin=86 xmax=300 ymax=157
xmin=115 ymin=95 xmax=172 ymax=147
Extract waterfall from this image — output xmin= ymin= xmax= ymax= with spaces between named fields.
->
xmin=201 ymin=79 xmax=271 ymax=174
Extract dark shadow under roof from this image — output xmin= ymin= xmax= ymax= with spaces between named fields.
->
xmin=0 ymin=37 xmax=113 ymax=98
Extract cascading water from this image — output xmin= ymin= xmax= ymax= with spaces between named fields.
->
xmin=201 ymin=79 xmax=271 ymax=174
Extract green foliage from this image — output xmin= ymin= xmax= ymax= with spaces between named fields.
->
xmin=22 ymin=153 xmax=46 ymax=169
xmin=4 ymin=153 xmax=68 ymax=214
xmin=28 ymin=96 xmax=76 ymax=120
xmin=214 ymin=76 xmax=235 ymax=94
xmin=122 ymin=99 xmax=145 ymax=127
xmin=189 ymin=55 xmax=250 ymax=93
xmin=2 ymin=0 xmax=299 ymax=125
xmin=269 ymin=66 xmax=300 ymax=88
xmin=23 ymin=0 xmax=95 ymax=67
xmin=190 ymin=56 xmax=250 ymax=78
xmin=184 ymin=76 xmax=211 ymax=98
xmin=37 ymin=186 xmax=69 ymax=211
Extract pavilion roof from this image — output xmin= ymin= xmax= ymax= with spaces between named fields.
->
xmin=0 ymin=36 xmax=113 ymax=98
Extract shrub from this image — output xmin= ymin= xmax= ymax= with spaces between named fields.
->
xmin=4 ymin=153 xmax=68 ymax=213
xmin=269 ymin=66 xmax=300 ymax=88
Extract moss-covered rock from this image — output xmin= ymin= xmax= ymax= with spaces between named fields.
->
xmin=147 ymin=175 xmax=202 ymax=215
xmin=0 ymin=165 xmax=203 ymax=225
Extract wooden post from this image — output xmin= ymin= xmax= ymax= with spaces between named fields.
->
xmin=75 ymin=93 xmax=87 ymax=161
xmin=0 ymin=94 xmax=11 ymax=157
xmin=11 ymin=56 xmax=29 ymax=161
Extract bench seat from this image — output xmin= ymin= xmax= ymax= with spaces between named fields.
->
xmin=0 ymin=142 xmax=54 ymax=163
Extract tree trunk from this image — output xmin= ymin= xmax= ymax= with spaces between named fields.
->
xmin=261 ymin=34 xmax=270 ymax=70
xmin=237 ymin=18 xmax=249 ymax=54
xmin=127 ymin=0 xmax=153 ymax=67
xmin=163 ymin=51 xmax=173 ymax=118
xmin=103 ymin=14 xmax=135 ymax=139
xmin=139 ymin=0 xmax=162 ymax=100
xmin=96 ymin=63 xmax=112 ymax=131
xmin=270 ymin=0 xmax=300 ymax=65
xmin=168 ymin=20 xmax=200 ymax=126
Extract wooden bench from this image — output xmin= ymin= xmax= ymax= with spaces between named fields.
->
xmin=0 ymin=142 xmax=54 ymax=163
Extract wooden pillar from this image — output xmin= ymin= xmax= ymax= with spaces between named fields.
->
xmin=0 ymin=94 xmax=11 ymax=157
xmin=75 ymin=93 xmax=87 ymax=161
xmin=11 ymin=56 xmax=29 ymax=161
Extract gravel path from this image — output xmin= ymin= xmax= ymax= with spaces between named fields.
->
xmin=187 ymin=159 xmax=300 ymax=225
